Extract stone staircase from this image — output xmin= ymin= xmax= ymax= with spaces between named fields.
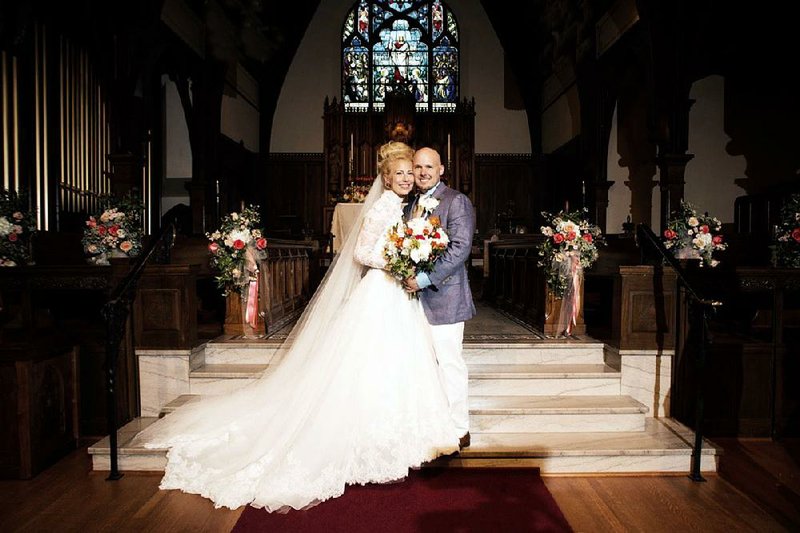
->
xmin=89 ymin=337 xmax=719 ymax=474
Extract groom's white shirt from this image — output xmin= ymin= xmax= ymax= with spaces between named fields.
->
xmin=413 ymin=181 xmax=441 ymax=290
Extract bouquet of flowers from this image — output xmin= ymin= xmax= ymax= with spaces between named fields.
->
xmin=206 ymin=205 xmax=268 ymax=296
xmin=775 ymin=193 xmax=800 ymax=268
xmin=537 ymin=208 xmax=604 ymax=298
xmin=82 ymin=194 xmax=143 ymax=260
xmin=336 ymin=183 xmax=371 ymax=203
xmin=662 ymin=200 xmax=726 ymax=267
xmin=0 ymin=188 xmax=37 ymax=266
xmin=384 ymin=215 xmax=449 ymax=292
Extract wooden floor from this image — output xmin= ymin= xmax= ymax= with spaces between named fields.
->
xmin=1 ymin=438 xmax=798 ymax=532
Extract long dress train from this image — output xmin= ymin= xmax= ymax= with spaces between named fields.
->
xmin=131 ymin=186 xmax=460 ymax=511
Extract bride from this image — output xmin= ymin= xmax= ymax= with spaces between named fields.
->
xmin=132 ymin=141 xmax=461 ymax=511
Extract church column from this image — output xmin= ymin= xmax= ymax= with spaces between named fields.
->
xmin=592 ymin=180 xmax=614 ymax=233
xmin=656 ymin=152 xmax=694 ymax=231
xmin=625 ymin=175 xmax=658 ymax=226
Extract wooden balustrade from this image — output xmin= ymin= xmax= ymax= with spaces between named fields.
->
xmin=224 ymin=239 xmax=316 ymax=336
xmin=484 ymin=235 xmax=585 ymax=335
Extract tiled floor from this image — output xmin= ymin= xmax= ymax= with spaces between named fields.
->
xmin=224 ymin=301 xmax=599 ymax=344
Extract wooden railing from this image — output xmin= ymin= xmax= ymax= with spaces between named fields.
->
xmin=224 ymin=238 xmax=317 ymax=336
xmin=262 ymin=239 xmax=315 ymax=334
xmin=483 ymin=235 xmax=586 ymax=336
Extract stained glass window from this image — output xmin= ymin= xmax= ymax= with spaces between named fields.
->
xmin=342 ymin=0 xmax=459 ymax=112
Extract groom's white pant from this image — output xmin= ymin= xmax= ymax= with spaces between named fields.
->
xmin=430 ymin=322 xmax=469 ymax=435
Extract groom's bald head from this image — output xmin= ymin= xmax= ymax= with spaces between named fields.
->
xmin=413 ymin=148 xmax=444 ymax=192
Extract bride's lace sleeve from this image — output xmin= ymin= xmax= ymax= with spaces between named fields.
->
xmin=353 ymin=201 xmax=392 ymax=270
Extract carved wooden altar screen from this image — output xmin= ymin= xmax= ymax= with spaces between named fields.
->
xmin=322 ymin=97 xmax=476 ymax=230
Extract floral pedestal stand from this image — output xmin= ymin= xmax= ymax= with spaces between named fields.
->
xmin=224 ymin=292 xmax=264 ymax=337
xmin=543 ymin=287 xmax=586 ymax=338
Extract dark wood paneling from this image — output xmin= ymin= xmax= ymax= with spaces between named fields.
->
xmin=474 ymin=154 xmax=537 ymax=236
xmin=613 ymin=265 xmax=677 ymax=351
xmin=0 ymin=344 xmax=79 ymax=479
xmin=133 ymin=265 xmax=199 ymax=350
xmin=0 ymin=266 xmax=134 ymax=438
xmin=263 ymin=153 xmax=325 ymax=240
xmin=671 ymin=267 xmax=800 ymax=437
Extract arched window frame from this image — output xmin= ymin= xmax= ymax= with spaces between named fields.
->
xmin=341 ymin=0 xmax=460 ymax=113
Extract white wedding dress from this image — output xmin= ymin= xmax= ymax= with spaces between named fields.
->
xmin=132 ymin=181 xmax=460 ymax=511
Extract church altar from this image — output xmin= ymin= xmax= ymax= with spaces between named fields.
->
xmin=330 ymin=203 xmax=363 ymax=253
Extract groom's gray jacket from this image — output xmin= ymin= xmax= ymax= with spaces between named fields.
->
xmin=404 ymin=183 xmax=477 ymax=325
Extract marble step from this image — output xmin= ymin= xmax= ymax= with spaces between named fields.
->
xmin=196 ymin=339 xmax=607 ymax=366
xmin=89 ymin=417 xmax=716 ymax=474
xmin=439 ymin=417 xmax=720 ymax=473
xmin=202 ymin=340 xmax=282 ymax=365
xmin=469 ymin=395 xmax=647 ymax=433
xmin=468 ymin=364 xmax=620 ymax=396
xmin=463 ymin=341 xmax=605 ymax=365
xmin=189 ymin=364 xmax=268 ymax=396
xmin=163 ymin=393 xmax=647 ymax=433
xmin=187 ymin=362 xmax=621 ymax=398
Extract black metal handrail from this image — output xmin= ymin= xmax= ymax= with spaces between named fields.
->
xmin=101 ymin=219 xmax=176 ymax=480
xmin=636 ymin=223 xmax=722 ymax=482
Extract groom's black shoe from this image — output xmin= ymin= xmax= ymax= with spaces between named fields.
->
xmin=459 ymin=432 xmax=471 ymax=449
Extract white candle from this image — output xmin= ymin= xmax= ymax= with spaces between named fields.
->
xmin=447 ymin=134 xmax=451 ymax=164
xmin=349 ymin=134 xmax=354 ymax=165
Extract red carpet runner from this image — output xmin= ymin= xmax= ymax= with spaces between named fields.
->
xmin=232 ymin=467 xmax=573 ymax=532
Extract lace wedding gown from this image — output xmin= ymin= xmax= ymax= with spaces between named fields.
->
xmin=132 ymin=187 xmax=460 ymax=511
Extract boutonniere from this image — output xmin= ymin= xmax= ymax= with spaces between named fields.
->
xmin=418 ymin=196 xmax=440 ymax=215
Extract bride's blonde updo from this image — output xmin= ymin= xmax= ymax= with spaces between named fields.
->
xmin=378 ymin=141 xmax=414 ymax=189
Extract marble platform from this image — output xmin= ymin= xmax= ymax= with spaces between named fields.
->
xmin=90 ymin=301 xmax=717 ymax=475
xmin=88 ymin=415 xmax=718 ymax=474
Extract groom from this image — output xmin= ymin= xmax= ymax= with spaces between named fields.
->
xmin=403 ymin=147 xmax=476 ymax=449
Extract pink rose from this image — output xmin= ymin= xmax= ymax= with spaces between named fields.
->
xmin=700 ymin=225 xmax=710 ymax=234
xmin=582 ymin=233 xmax=593 ymax=243
xmin=712 ymin=235 xmax=723 ymax=245
xmin=553 ymin=233 xmax=565 ymax=244
xmin=566 ymin=231 xmax=577 ymax=241
xmin=8 ymin=233 xmax=17 ymax=242
xmin=86 ymin=217 xmax=97 ymax=228
xmin=208 ymin=242 xmax=219 ymax=254
xmin=233 ymin=239 xmax=245 ymax=250
xmin=792 ymin=228 xmax=800 ymax=243
xmin=97 ymin=225 xmax=106 ymax=235
xmin=256 ymin=237 xmax=267 ymax=250
xmin=119 ymin=241 xmax=133 ymax=253
xmin=108 ymin=224 xmax=120 ymax=236
xmin=663 ymin=229 xmax=677 ymax=240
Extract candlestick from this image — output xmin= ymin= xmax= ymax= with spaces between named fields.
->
xmin=581 ymin=180 xmax=586 ymax=207
xmin=447 ymin=134 xmax=451 ymax=167
xmin=348 ymin=134 xmax=354 ymax=177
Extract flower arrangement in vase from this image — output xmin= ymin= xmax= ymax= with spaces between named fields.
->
xmin=662 ymin=200 xmax=726 ymax=267
xmin=0 ymin=188 xmax=37 ymax=267
xmin=538 ymin=208 xmax=604 ymax=298
xmin=207 ymin=205 xmax=268 ymax=333
xmin=206 ymin=205 xmax=268 ymax=296
xmin=82 ymin=194 xmax=144 ymax=264
xmin=537 ymin=208 xmax=604 ymax=336
xmin=774 ymin=193 xmax=800 ymax=268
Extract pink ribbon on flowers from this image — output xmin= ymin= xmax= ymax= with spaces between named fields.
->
xmin=556 ymin=252 xmax=582 ymax=337
xmin=245 ymin=277 xmax=259 ymax=328
xmin=242 ymin=243 xmax=261 ymax=329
